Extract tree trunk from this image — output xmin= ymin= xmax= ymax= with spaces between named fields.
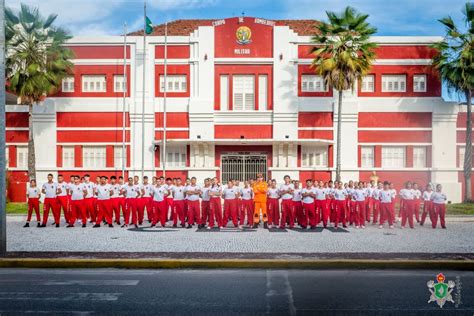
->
xmin=28 ymin=103 xmax=36 ymax=181
xmin=335 ymin=90 xmax=343 ymax=182
xmin=464 ymin=89 xmax=473 ymax=203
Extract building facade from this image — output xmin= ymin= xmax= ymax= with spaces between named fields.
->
xmin=6 ymin=17 xmax=468 ymax=202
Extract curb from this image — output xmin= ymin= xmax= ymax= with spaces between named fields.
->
xmin=1 ymin=259 xmax=474 ymax=270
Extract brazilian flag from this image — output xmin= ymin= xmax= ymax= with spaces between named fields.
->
xmin=145 ymin=16 xmax=153 ymax=34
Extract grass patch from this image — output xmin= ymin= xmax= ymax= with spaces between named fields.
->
xmin=6 ymin=202 xmax=33 ymax=214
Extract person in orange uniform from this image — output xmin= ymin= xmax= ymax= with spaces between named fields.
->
xmin=252 ymin=173 xmax=268 ymax=229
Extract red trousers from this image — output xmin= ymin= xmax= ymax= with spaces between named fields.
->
xmin=401 ymin=199 xmax=415 ymax=228
xmin=365 ymin=197 xmax=373 ymax=222
xmin=166 ymin=198 xmax=173 ymax=221
xmin=96 ymin=200 xmax=112 ymax=225
xmin=267 ymin=198 xmax=280 ymax=226
xmin=201 ymin=200 xmax=211 ymax=224
xmin=240 ymin=199 xmax=254 ymax=226
xmin=280 ymin=199 xmax=294 ymax=228
xmin=152 ymin=200 xmax=167 ymax=226
xmin=137 ymin=197 xmax=153 ymax=224
xmin=432 ymin=203 xmax=446 ymax=228
xmin=124 ymin=198 xmax=138 ymax=225
xmin=355 ymin=201 xmax=366 ymax=226
xmin=293 ymin=201 xmax=304 ymax=226
xmin=316 ymin=200 xmax=328 ymax=227
xmin=420 ymin=201 xmax=433 ymax=226
xmin=84 ymin=198 xmax=95 ymax=222
xmin=110 ymin=198 xmax=122 ymax=223
xmin=42 ymin=197 xmax=58 ymax=225
xmin=187 ymin=200 xmax=202 ymax=225
xmin=303 ymin=202 xmax=316 ymax=227
xmin=223 ymin=199 xmax=238 ymax=227
xmin=372 ymin=200 xmax=381 ymax=224
xmin=69 ymin=200 xmax=87 ymax=225
xmin=172 ymin=200 xmax=186 ymax=225
xmin=335 ymin=200 xmax=346 ymax=227
xmin=56 ymin=196 xmax=69 ymax=223
xmin=328 ymin=199 xmax=336 ymax=223
xmin=379 ymin=203 xmax=394 ymax=226
xmin=27 ymin=198 xmax=41 ymax=222
xmin=414 ymin=199 xmax=421 ymax=222
xmin=209 ymin=198 xmax=223 ymax=228
xmin=391 ymin=200 xmax=396 ymax=222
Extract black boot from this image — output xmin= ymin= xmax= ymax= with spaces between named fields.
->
xmin=55 ymin=223 xmax=60 ymax=228
xmin=263 ymin=222 xmax=268 ymax=229
xmin=82 ymin=223 xmax=87 ymax=228
xmin=37 ymin=222 xmax=41 ymax=227
xmin=23 ymin=222 xmax=29 ymax=228
xmin=252 ymin=223 xmax=259 ymax=229
xmin=108 ymin=224 xmax=114 ymax=228
xmin=93 ymin=224 xmax=100 ymax=228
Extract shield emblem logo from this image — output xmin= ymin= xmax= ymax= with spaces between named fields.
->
xmin=236 ymin=26 xmax=252 ymax=45
xmin=427 ymin=273 xmax=455 ymax=308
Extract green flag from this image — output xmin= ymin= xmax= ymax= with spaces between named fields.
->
xmin=145 ymin=16 xmax=153 ymax=34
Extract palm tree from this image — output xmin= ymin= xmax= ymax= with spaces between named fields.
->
xmin=432 ymin=3 xmax=474 ymax=202
xmin=5 ymin=4 xmax=73 ymax=180
xmin=310 ymin=6 xmax=377 ymax=181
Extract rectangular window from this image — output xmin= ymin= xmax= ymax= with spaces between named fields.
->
xmin=233 ymin=75 xmax=255 ymax=110
xmin=361 ymin=146 xmax=375 ymax=168
xmin=159 ymin=75 xmax=187 ymax=93
xmin=220 ymin=75 xmax=229 ymax=111
xmin=381 ymin=146 xmax=406 ymax=168
xmin=381 ymin=75 xmax=406 ymax=92
xmin=165 ymin=146 xmax=186 ymax=168
xmin=62 ymin=76 xmax=75 ymax=92
xmin=82 ymin=146 xmax=106 ymax=169
xmin=301 ymin=146 xmax=328 ymax=168
xmin=82 ymin=75 xmax=106 ymax=92
xmin=62 ymin=146 xmax=75 ymax=168
xmin=361 ymin=75 xmax=375 ymax=92
xmin=258 ymin=75 xmax=268 ymax=110
xmin=114 ymin=146 xmax=127 ymax=168
xmin=459 ymin=147 xmax=465 ymax=168
xmin=413 ymin=74 xmax=427 ymax=92
xmin=413 ymin=146 xmax=426 ymax=168
xmin=301 ymin=75 xmax=327 ymax=92
xmin=114 ymin=75 xmax=127 ymax=93
xmin=16 ymin=146 xmax=28 ymax=169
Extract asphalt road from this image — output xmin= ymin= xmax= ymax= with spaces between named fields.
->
xmin=0 ymin=269 xmax=471 ymax=315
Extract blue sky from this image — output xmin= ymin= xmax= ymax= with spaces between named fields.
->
xmin=7 ymin=0 xmax=469 ymax=101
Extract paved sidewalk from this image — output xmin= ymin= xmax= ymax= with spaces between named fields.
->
xmin=7 ymin=216 xmax=474 ymax=253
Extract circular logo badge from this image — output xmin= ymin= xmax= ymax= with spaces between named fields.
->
xmin=236 ymin=26 xmax=252 ymax=45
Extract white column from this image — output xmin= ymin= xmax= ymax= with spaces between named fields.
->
xmin=32 ymin=102 xmax=57 ymax=184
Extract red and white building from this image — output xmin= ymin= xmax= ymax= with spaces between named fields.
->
xmin=6 ymin=17 xmax=468 ymax=202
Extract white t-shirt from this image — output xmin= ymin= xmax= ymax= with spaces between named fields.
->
xmin=334 ymin=189 xmax=347 ymax=201
xmin=423 ymin=191 xmax=433 ymax=201
xmin=123 ymin=184 xmax=139 ymax=199
xmin=222 ymin=187 xmax=238 ymax=199
xmin=366 ymin=187 xmax=375 ymax=198
xmin=292 ymin=188 xmax=302 ymax=202
xmin=314 ymin=188 xmax=327 ymax=200
xmin=69 ymin=183 xmax=86 ymax=201
xmin=372 ymin=188 xmax=381 ymax=200
xmin=380 ymin=190 xmax=393 ymax=203
xmin=400 ymin=189 xmax=415 ymax=200
xmin=141 ymin=184 xmax=154 ymax=198
xmin=201 ymin=186 xmax=211 ymax=201
xmin=42 ymin=182 xmax=58 ymax=199
xmin=185 ymin=185 xmax=201 ymax=201
xmin=279 ymin=183 xmax=294 ymax=200
xmin=172 ymin=186 xmax=186 ymax=201
xmin=209 ymin=185 xmax=222 ymax=198
xmin=27 ymin=187 xmax=40 ymax=198
xmin=83 ymin=182 xmax=94 ymax=198
xmin=241 ymin=187 xmax=253 ymax=200
xmin=110 ymin=184 xmax=121 ymax=198
xmin=431 ymin=192 xmax=447 ymax=204
xmin=302 ymin=187 xmax=316 ymax=204
xmin=96 ymin=184 xmax=112 ymax=200
xmin=153 ymin=186 xmax=168 ymax=202
xmin=353 ymin=189 xmax=367 ymax=202
xmin=268 ymin=188 xmax=280 ymax=199
xmin=57 ymin=182 xmax=68 ymax=197
xmin=390 ymin=189 xmax=397 ymax=200
xmin=413 ymin=189 xmax=422 ymax=200
xmin=165 ymin=184 xmax=174 ymax=198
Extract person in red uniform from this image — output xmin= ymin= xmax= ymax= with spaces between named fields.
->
xmin=185 ymin=177 xmax=203 ymax=229
xmin=267 ymin=179 xmax=280 ymax=228
xmin=279 ymin=175 xmax=294 ymax=229
xmin=67 ymin=175 xmax=88 ymax=228
xmin=171 ymin=178 xmax=186 ymax=228
xmin=200 ymin=178 xmax=212 ymax=227
xmin=24 ymin=179 xmax=41 ymax=227
xmin=56 ymin=174 xmax=69 ymax=224
xmin=239 ymin=180 xmax=254 ymax=228
xmin=122 ymin=177 xmax=140 ymax=228
xmin=208 ymin=177 xmax=223 ymax=229
xmin=420 ymin=184 xmax=434 ymax=226
xmin=151 ymin=177 xmax=169 ymax=227
xmin=399 ymin=181 xmax=416 ymax=229
xmin=82 ymin=174 xmax=95 ymax=223
xmin=94 ymin=176 xmax=114 ymax=227
xmin=222 ymin=180 xmax=239 ymax=228
xmin=430 ymin=184 xmax=447 ymax=229
xmin=292 ymin=180 xmax=304 ymax=228
xmin=333 ymin=181 xmax=348 ymax=229
xmin=109 ymin=176 xmax=121 ymax=225
xmin=379 ymin=181 xmax=395 ymax=229
xmin=40 ymin=173 xmax=60 ymax=227
xmin=301 ymin=179 xmax=317 ymax=229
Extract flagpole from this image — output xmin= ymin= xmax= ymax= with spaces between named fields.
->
xmin=162 ymin=22 xmax=168 ymax=178
xmin=141 ymin=0 xmax=147 ymax=180
xmin=122 ymin=22 xmax=127 ymax=180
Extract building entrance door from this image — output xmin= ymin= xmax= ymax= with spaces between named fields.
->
xmin=221 ymin=153 xmax=267 ymax=183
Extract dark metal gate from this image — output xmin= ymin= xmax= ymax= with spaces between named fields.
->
xmin=221 ymin=153 xmax=267 ymax=183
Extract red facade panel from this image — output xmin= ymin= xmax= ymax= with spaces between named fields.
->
xmin=358 ymin=131 xmax=432 ymax=143
xmin=299 ymin=171 xmax=332 ymax=182
xmin=298 ymin=130 xmax=333 ymax=140
xmin=457 ymin=131 xmax=474 ymax=143
xmin=360 ymin=171 xmax=430 ymax=191
xmin=214 ymin=125 xmax=272 ymax=139
xmin=358 ymin=112 xmax=432 ymax=128
xmin=155 ymin=45 xmax=190 ymax=59
xmin=57 ymin=131 xmax=130 ymax=143
xmin=298 ymin=112 xmax=333 ymax=127
xmin=6 ymin=112 xmax=28 ymax=127
xmin=57 ymin=112 xmax=130 ymax=127
xmin=6 ymin=131 xmax=28 ymax=143
xmin=457 ymin=113 xmax=474 ymax=128
xmin=67 ymin=45 xmax=131 ymax=59
xmin=7 ymin=171 xmax=28 ymax=202
xmin=298 ymin=45 xmax=437 ymax=59
xmin=214 ymin=17 xmax=273 ymax=58
xmin=155 ymin=64 xmax=190 ymax=97
xmin=155 ymin=112 xmax=189 ymax=128
xmin=154 ymin=131 xmax=189 ymax=140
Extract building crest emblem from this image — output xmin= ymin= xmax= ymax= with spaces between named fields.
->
xmin=236 ymin=26 xmax=252 ymax=45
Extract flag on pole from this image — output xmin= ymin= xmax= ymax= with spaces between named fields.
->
xmin=145 ymin=16 xmax=153 ymax=34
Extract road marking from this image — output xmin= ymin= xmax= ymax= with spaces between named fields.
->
xmin=41 ymin=280 xmax=139 ymax=286
xmin=0 ymin=292 xmax=122 ymax=301
xmin=265 ymin=271 xmax=296 ymax=316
